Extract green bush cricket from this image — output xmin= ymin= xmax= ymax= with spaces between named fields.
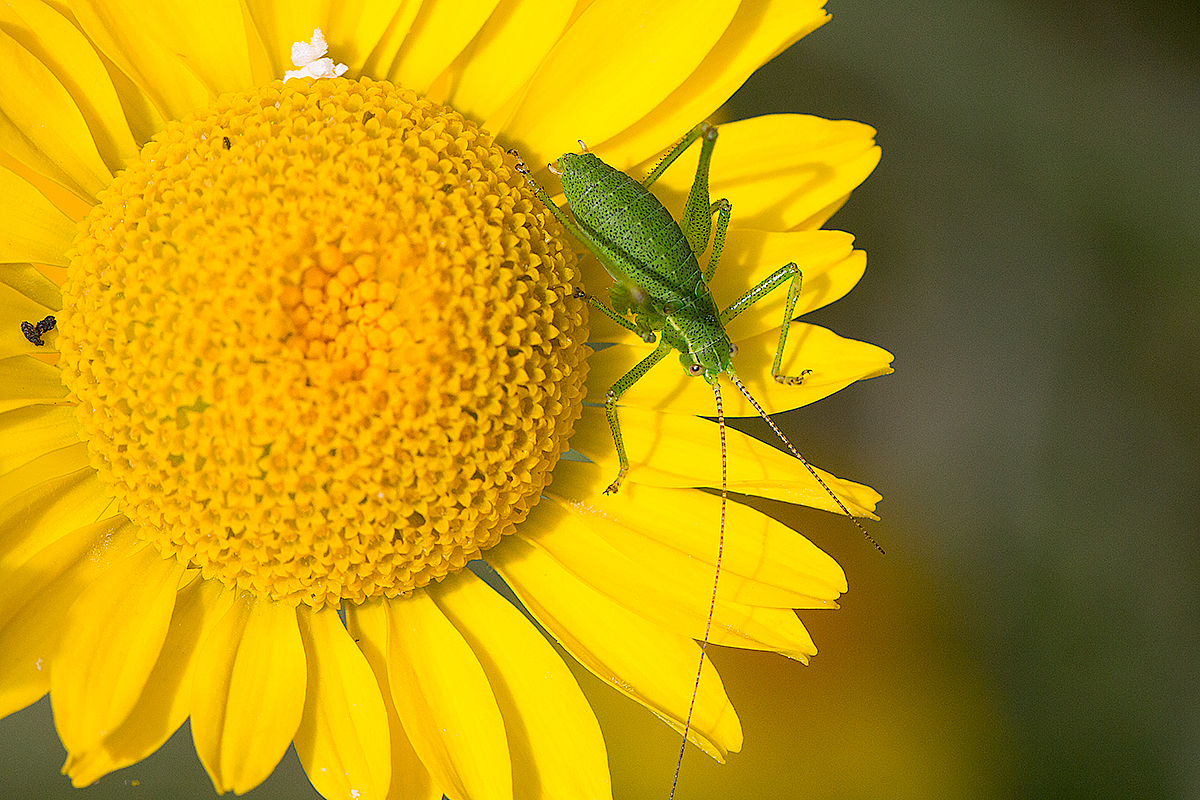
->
xmin=510 ymin=122 xmax=881 ymax=798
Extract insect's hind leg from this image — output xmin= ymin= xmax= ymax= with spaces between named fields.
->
xmin=641 ymin=122 xmax=712 ymax=188
xmin=602 ymin=339 xmax=672 ymax=494
xmin=719 ymin=262 xmax=811 ymax=385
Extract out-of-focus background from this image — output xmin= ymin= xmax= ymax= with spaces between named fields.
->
xmin=2 ymin=1 xmax=1197 ymax=798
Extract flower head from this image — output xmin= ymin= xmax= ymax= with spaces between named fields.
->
xmin=0 ymin=3 xmax=890 ymax=799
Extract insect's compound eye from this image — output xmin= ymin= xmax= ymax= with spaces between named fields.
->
xmin=687 ymin=363 xmax=704 ymax=377
xmin=728 ymin=343 xmax=738 ymax=357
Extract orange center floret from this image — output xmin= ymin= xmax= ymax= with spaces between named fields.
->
xmin=57 ymin=77 xmax=587 ymax=608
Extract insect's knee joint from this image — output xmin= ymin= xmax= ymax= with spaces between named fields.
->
xmin=641 ymin=332 xmax=656 ymax=344
xmin=700 ymin=121 xmax=718 ymax=140
xmin=572 ymin=287 xmax=587 ymax=299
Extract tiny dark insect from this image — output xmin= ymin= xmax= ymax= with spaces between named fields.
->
xmin=362 ymin=110 xmax=375 ymax=124
xmin=21 ymin=315 xmax=56 ymax=346
xmin=222 ymin=136 xmax=232 ymax=150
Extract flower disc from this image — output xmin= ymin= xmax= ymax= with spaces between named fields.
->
xmin=57 ymin=77 xmax=588 ymax=607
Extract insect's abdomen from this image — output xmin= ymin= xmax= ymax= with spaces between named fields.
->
xmin=559 ymin=153 xmax=700 ymax=303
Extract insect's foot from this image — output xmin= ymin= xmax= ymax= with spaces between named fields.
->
xmin=774 ymin=368 xmax=813 ymax=386
xmin=602 ymin=469 xmax=628 ymax=495
xmin=507 ymin=149 xmax=529 ymax=174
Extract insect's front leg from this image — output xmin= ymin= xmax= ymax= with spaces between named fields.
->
xmin=719 ymin=262 xmax=811 ymax=385
xmin=602 ymin=338 xmax=671 ymax=494
xmin=572 ymin=287 xmax=656 ymax=343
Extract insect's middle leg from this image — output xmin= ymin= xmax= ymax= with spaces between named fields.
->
xmin=602 ymin=338 xmax=672 ymax=494
xmin=719 ymin=262 xmax=811 ymax=385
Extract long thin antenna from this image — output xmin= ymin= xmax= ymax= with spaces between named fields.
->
xmin=670 ymin=380 xmax=727 ymax=800
xmin=730 ymin=375 xmax=884 ymax=554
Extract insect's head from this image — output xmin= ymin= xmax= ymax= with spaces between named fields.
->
xmin=554 ymin=150 xmax=597 ymax=178
xmin=681 ymin=340 xmax=738 ymax=384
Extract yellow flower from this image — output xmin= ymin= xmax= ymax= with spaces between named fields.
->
xmin=0 ymin=2 xmax=891 ymax=799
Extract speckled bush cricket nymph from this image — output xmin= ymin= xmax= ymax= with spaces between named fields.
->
xmin=510 ymin=122 xmax=882 ymax=798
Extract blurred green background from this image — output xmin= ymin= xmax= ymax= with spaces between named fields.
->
xmin=2 ymin=1 xmax=1197 ymax=798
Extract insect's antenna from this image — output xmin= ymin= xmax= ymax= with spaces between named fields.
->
xmin=730 ymin=375 xmax=885 ymax=554
xmin=670 ymin=380 xmax=727 ymax=800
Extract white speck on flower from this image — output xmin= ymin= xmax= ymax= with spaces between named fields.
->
xmin=35 ymin=658 xmax=43 ymax=671
xmin=283 ymin=29 xmax=348 ymax=81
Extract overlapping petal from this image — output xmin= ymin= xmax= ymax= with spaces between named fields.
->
xmin=522 ymin=489 xmax=823 ymax=660
xmin=0 ymin=356 xmax=69 ymax=411
xmin=0 ymin=0 xmax=138 ymax=176
xmin=350 ymin=592 xmax=512 ymax=800
xmin=0 ymin=167 xmax=77 ymax=266
xmin=0 ymin=516 xmax=140 ymax=717
xmin=596 ymin=0 xmax=830 ymax=171
xmin=294 ymin=605 xmax=392 ymax=800
xmin=64 ymin=577 xmax=234 ymax=786
xmin=499 ymin=0 xmax=740 ymax=165
xmin=431 ymin=572 xmax=613 ymax=800
xmin=346 ymin=603 xmax=443 ymax=800
xmin=493 ymin=535 xmax=743 ymax=761
xmin=50 ymin=545 xmax=186 ymax=754
xmin=548 ymin=461 xmax=847 ymax=604
xmin=191 ymin=594 xmax=307 ymax=794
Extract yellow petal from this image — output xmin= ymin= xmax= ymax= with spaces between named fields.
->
xmin=0 ymin=263 xmax=62 ymax=312
xmin=0 ymin=403 xmax=80 ymax=482
xmin=0 ymin=0 xmax=139 ymax=172
xmin=356 ymin=1 xmax=425 ymax=81
xmin=0 ymin=356 xmax=68 ymax=413
xmin=585 ymin=321 xmax=894 ymax=417
xmin=492 ymin=536 xmax=742 ymax=761
xmin=430 ymin=571 xmax=613 ymax=800
xmin=387 ymin=0 xmax=503 ymax=94
xmin=568 ymin=405 xmax=883 ymax=515
xmin=50 ymin=546 xmax=186 ymax=754
xmin=0 ymin=516 xmax=140 ymax=718
xmin=649 ymin=114 xmax=881 ymax=232
xmin=353 ymin=591 xmax=512 ymax=800
xmin=0 ymin=467 xmax=111 ymax=569
xmin=64 ymin=577 xmax=234 ymax=787
xmin=596 ymin=0 xmax=830 ymax=171
xmin=0 ymin=444 xmax=89 ymax=518
xmin=548 ymin=460 xmax=847 ymax=607
xmin=499 ymin=0 xmax=739 ymax=166
xmin=88 ymin=0 xmax=256 ymax=96
xmin=583 ymin=229 xmax=865 ymax=345
xmin=67 ymin=0 xmax=214 ymax=123
xmin=0 ymin=27 xmax=114 ymax=200
xmin=521 ymin=495 xmax=822 ymax=660
xmin=191 ymin=594 xmax=307 ymax=795
xmin=439 ymin=0 xmax=574 ymax=123
xmin=345 ymin=603 xmax=443 ymax=800
xmin=293 ymin=605 xmax=391 ymax=800
xmin=0 ymin=165 xmax=79 ymax=265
